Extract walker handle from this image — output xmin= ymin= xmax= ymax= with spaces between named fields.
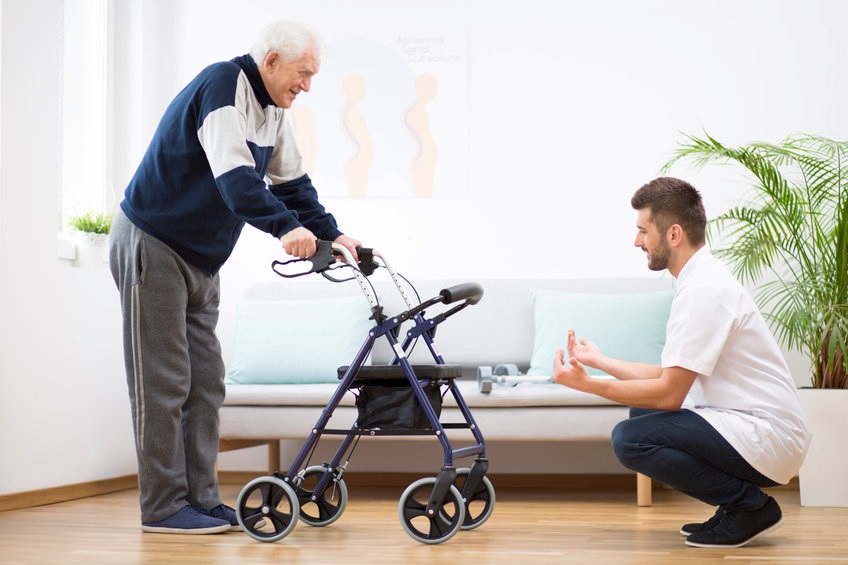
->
xmin=399 ymin=281 xmax=484 ymax=327
xmin=271 ymin=240 xmax=335 ymax=278
xmin=440 ymin=283 xmax=484 ymax=305
xmin=271 ymin=240 xmax=378 ymax=279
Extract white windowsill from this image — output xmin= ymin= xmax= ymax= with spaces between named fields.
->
xmin=58 ymin=232 xmax=109 ymax=268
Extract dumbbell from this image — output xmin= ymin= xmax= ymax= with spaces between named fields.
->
xmin=477 ymin=364 xmax=553 ymax=393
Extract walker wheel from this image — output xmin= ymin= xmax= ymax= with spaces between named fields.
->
xmin=236 ymin=475 xmax=300 ymax=542
xmin=398 ymin=477 xmax=465 ymax=544
xmin=454 ymin=468 xmax=496 ymax=530
xmin=292 ymin=465 xmax=349 ymax=527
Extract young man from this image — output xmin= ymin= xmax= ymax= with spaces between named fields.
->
xmin=552 ymin=177 xmax=810 ymax=548
xmin=109 ymin=21 xmax=360 ymax=534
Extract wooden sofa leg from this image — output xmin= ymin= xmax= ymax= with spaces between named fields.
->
xmin=636 ymin=472 xmax=652 ymax=506
xmin=218 ymin=439 xmax=281 ymax=475
xmin=268 ymin=440 xmax=280 ymax=473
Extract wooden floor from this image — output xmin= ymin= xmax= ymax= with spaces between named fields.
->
xmin=1 ymin=477 xmax=847 ymax=565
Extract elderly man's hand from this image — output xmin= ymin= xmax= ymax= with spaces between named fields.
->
xmin=280 ymin=227 xmax=317 ymax=258
xmin=334 ymin=234 xmax=362 ymax=263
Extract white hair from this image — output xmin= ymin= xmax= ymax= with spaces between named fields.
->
xmin=249 ymin=20 xmax=325 ymax=66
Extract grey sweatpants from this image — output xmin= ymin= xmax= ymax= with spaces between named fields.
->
xmin=109 ymin=208 xmax=226 ymax=523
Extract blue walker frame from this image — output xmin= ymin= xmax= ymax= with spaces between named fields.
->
xmin=235 ymin=242 xmax=493 ymax=545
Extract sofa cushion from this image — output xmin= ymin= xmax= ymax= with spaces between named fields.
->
xmin=224 ymin=380 xmax=620 ymax=407
xmin=220 ymin=380 xmax=623 ymax=443
xmin=225 ymin=296 xmax=374 ymax=385
xmin=527 ymin=289 xmax=673 ymax=377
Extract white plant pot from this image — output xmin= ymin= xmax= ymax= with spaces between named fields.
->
xmin=74 ymin=232 xmax=109 ymax=268
xmin=797 ymin=388 xmax=848 ymax=507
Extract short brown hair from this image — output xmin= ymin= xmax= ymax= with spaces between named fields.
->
xmin=631 ymin=177 xmax=706 ymax=246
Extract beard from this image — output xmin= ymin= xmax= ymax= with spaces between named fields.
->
xmin=646 ymin=238 xmax=670 ymax=271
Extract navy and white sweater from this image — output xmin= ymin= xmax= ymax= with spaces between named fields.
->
xmin=120 ymin=54 xmax=342 ymax=275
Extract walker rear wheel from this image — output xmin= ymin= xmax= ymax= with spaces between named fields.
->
xmin=293 ymin=465 xmax=348 ymax=527
xmin=398 ymin=477 xmax=465 ymax=544
xmin=236 ymin=475 xmax=300 ymax=542
xmin=454 ymin=468 xmax=496 ymax=530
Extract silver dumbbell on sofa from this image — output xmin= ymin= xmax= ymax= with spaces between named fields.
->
xmin=477 ymin=364 xmax=553 ymax=393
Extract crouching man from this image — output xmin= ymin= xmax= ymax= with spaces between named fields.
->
xmin=553 ymin=177 xmax=810 ymax=548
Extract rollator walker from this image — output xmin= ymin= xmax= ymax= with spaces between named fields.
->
xmin=235 ymin=241 xmax=495 ymax=545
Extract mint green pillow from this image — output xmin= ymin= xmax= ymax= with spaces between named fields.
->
xmin=527 ymin=289 xmax=673 ymax=377
xmin=226 ymin=296 xmax=374 ymax=384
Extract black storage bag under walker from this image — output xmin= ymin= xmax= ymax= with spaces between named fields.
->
xmin=356 ymin=379 xmax=443 ymax=430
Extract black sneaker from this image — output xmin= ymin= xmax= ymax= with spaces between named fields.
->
xmin=685 ymin=497 xmax=783 ymax=548
xmin=680 ymin=507 xmax=725 ymax=536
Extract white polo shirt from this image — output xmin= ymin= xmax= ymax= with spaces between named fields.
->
xmin=662 ymin=248 xmax=811 ymax=484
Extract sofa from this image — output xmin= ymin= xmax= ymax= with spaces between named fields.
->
xmin=218 ymin=274 xmax=674 ymax=506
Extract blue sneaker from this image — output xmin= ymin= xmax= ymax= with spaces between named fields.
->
xmin=203 ymin=504 xmax=240 ymax=532
xmin=203 ymin=504 xmax=265 ymax=531
xmin=141 ymin=505 xmax=230 ymax=534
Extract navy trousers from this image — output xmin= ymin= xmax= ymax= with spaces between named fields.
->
xmin=612 ymin=408 xmax=779 ymax=511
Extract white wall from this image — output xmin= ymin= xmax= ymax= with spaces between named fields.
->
xmin=0 ymin=0 xmax=135 ymax=495
xmin=0 ymin=0 xmax=842 ymax=495
xmin=146 ymin=0 xmax=848 ymax=282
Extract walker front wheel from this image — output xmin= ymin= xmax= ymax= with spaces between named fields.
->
xmin=236 ymin=475 xmax=300 ymax=542
xmin=293 ymin=465 xmax=348 ymax=527
xmin=453 ymin=468 xmax=496 ymax=530
xmin=398 ymin=477 xmax=465 ymax=544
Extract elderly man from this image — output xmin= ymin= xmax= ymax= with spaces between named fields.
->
xmin=110 ymin=20 xmax=360 ymax=534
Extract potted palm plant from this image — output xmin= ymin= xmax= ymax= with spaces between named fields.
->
xmin=68 ymin=210 xmax=112 ymax=268
xmin=662 ymin=133 xmax=848 ymax=507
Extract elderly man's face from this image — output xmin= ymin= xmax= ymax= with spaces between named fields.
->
xmin=260 ymin=49 xmax=318 ymax=108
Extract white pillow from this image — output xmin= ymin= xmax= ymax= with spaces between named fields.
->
xmin=226 ymin=296 xmax=374 ymax=384
xmin=528 ymin=289 xmax=673 ymax=377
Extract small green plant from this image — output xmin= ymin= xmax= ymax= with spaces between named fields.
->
xmin=68 ymin=210 xmax=113 ymax=235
